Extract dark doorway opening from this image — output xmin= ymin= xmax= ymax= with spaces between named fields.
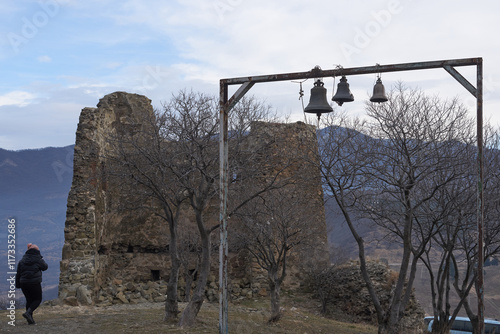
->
xmin=151 ymin=270 xmax=160 ymax=281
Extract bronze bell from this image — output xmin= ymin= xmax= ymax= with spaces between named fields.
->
xmin=332 ymin=76 xmax=354 ymax=106
xmin=304 ymin=79 xmax=333 ymax=119
xmin=370 ymin=77 xmax=388 ymax=103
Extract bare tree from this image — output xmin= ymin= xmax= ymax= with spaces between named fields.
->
xmin=172 ymin=92 xmax=288 ymax=326
xmin=227 ymin=118 xmax=326 ymax=323
xmin=110 ymin=91 xmax=312 ymax=326
xmin=418 ymin=125 xmax=500 ymax=334
xmin=107 ymin=90 xmax=283 ymax=326
xmin=177 ymin=218 xmax=201 ymax=302
xmin=449 ymin=126 xmax=500 ymax=334
xmin=310 ymin=111 xmax=388 ymax=327
xmin=417 ymin=138 xmax=477 ymax=334
xmin=233 ymin=187 xmax=318 ymax=322
xmin=106 ymin=102 xmax=188 ymax=321
xmin=155 ymin=90 xmax=220 ymax=327
xmin=482 ymin=126 xmax=500 ymax=264
xmin=313 ymin=83 xmax=482 ymax=334
xmin=361 ymin=86 xmax=479 ymax=334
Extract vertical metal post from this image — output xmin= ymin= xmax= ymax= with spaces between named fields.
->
xmin=476 ymin=59 xmax=484 ymax=334
xmin=219 ymin=81 xmax=229 ymax=334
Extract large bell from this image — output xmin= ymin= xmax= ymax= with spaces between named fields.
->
xmin=370 ymin=77 xmax=388 ymax=103
xmin=332 ymin=76 xmax=354 ymax=106
xmin=304 ymin=79 xmax=333 ymax=119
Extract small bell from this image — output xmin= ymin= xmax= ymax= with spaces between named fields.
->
xmin=332 ymin=76 xmax=354 ymax=106
xmin=370 ymin=77 xmax=388 ymax=103
xmin=304 ymin=79 xmax=333 ymax=119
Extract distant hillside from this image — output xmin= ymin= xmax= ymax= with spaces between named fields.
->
xmin=0 ymin=145 xmax=74 ymax=302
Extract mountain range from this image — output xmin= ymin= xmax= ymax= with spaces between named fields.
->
xmin=0 ymin=145 xmax=74 ymax=302
xmin=1 ymin=142 xmax=499 ymax=318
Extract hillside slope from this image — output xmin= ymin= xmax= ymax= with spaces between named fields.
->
xmin=0 ymin=145 xmax=74 ymax=301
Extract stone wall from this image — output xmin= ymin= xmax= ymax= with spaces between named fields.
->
xmin=58 ymin=91 xmax=328 ymax=306
xmin=58 ymin=106 xmax=99 ymax=306
xmin=59 ymin=92 xmax=162 ymax=305
xmin=312 ymin=261 xmax=425 ymax=332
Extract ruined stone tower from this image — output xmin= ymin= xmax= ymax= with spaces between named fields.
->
xmin=58 ymin=92 xmax=328 ymax=306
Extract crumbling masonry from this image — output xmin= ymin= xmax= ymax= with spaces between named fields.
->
xmin=58 ymin=91 xmax=328 ymax=306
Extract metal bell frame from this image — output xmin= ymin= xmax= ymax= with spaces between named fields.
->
xmin=219 ymin=58 xmax=485 ymax=334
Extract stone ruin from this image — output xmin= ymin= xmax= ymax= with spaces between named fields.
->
xmin=58 ymin=91 xmax=329 ymax=306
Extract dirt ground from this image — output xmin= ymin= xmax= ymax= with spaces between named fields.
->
xmin=0 ymin=296 xmax=379 ymax=334
xmin=1 ymin=302 xmax=172 ymax=334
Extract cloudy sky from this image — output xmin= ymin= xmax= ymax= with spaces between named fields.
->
xmin=1 ymin=0 xmax=499 ymax=150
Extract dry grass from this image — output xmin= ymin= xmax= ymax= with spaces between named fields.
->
xmin=1 ymin=293 xmax=378 ymax=334
xmin=407 ymin=263 xmax=500 ymax=318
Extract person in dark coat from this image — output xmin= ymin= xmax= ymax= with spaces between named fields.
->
xmin=15 ymin=243 xmax=48 ymax=325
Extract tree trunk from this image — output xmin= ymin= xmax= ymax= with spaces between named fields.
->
xmin=184 ymin=268 xmax=194 ymax=302
xmin=335 ymin=194 xmax=385 ymax=325
xmin=383 ymin=207 xmax=413 ymax=333
xmin=269 ymin=274 xmax=281 ymax=322
xmin=431 ymin=317 xmax=453 ymax=334
xmin=178 ymin=288 xmax=204 ymax=327
xmin=164 ymin=217 xmax=180 ymax=321
xmin=377 ymin=322 xmax=403 ymax=334
xmin=178 ymin=212 xmax=210 ymax=327
xmin=164 ymin=257 xmax=180 ymax=321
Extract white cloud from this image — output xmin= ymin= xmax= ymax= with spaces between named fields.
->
xmin=38 ymin=55 xmax=52 ymax=63
xmin=0 ymin=91 xmax=37 ymax=107
xmin=0 ymin=99 xmax=83 ymax=150
xmin=1 ymin=0 xmax=500 ymax=150
xmin=104 ymin=61 xmax=123 ymax=70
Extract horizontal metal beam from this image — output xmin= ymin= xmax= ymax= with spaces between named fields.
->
xmin=221 ymin=57 xmax=482 ymax=86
